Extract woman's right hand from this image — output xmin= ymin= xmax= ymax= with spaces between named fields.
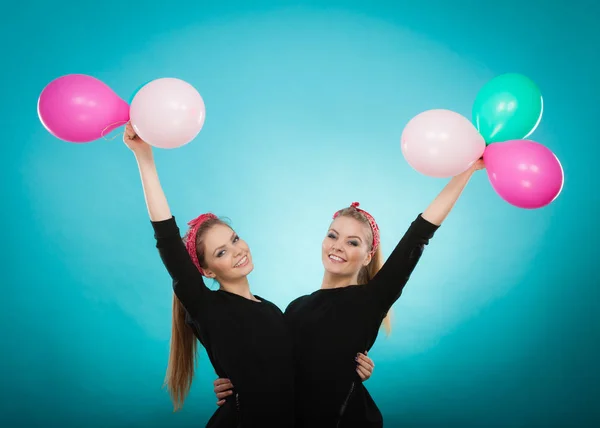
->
xmin=213 ymin=377 xmax=234 ymax=406
xmin=123 ymin=122 xmax=152 ymax=158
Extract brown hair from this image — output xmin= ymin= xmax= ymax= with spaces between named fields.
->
xmin=335 ymin=207 xmax=392 ymax=335
xmin=164 ymin=217 xmax=229 ymax=411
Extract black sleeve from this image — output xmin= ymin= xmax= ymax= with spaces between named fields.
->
xmin=151 ymin=216 xmax=210 ymax=319
xmin=368 ymin=214 xmax=439 ymax=311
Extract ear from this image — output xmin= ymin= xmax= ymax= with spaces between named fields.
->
xmin=363 ymin=252 xmax=372 ymax=267
xmin=204 ymin=269 xmax=217 ymax=279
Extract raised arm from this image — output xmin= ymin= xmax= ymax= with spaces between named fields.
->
xmin=421 ymin=160 xmax=483 ymax=226
xmin=129 ymin=138 xmax=171 ymax=223
xmin=124 ymin=123 xmax=209 ymax=317
xmin=369 ymin=160 xmax=484 ymax=309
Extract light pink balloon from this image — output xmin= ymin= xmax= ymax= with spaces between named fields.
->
xmin=483 ymin=140 xmax=564 ymax=209
xmin=401 ymin=109 xmax=486 ymax=177
xmin=37 ymin=74 xmax=129 ymax=143
xmin=130 ymin=78 xmax=206 ymax=149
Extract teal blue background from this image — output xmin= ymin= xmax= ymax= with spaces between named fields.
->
xmin=1 ymin=1 xmax=598 ymax=427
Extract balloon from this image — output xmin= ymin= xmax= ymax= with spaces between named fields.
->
xmin=37 ymin=74 xmax=130 ymax=143
xmin=472 ymin=73 xmax=543 ymax=144
xmin=129 ymin=78 xmax=206 ymax=149
xmin=483 ymin=140 xmax=563 ymax=209
xmin=401 ymin=109 xmax=486 ymax=178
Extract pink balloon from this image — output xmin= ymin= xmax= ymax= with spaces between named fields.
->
xmin=37 ymin=74 xmax=129 ymax=143
xmin=483 ymin=140 xmax=564 ymax=209
xmin=130 ymin=78 xmax=206 ymax=149
xmin=401 ymin=109 xmax=486 ymax=177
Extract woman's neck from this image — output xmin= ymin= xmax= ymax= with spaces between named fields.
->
xmin=321 ymin=271 xmax=359 ymax=290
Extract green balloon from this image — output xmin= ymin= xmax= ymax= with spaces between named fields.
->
xmin=472 ymin=73 xmax=543 ymax=145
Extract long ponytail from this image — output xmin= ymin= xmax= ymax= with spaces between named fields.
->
xmin=163 ymin=216 xmax=230 ymax=410
xmin=164 ymin=294 xmax=198 ymax=411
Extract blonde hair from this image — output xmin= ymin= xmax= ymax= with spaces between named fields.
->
xmin=335 ymin=207 xmax=392 ymax=335
xmin=164 ymin=295 xmax=198 ymax=412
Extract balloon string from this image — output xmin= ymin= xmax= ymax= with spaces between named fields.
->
xmin=102 ymin=131 xmax=125 ymax=141
xmin=101 ymin=120 xmax=129 ymax=141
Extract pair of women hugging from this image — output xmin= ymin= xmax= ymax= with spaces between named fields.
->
xmin=123 ymin=122 xmax=484 ymax=427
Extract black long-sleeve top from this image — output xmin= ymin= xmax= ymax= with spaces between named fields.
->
xmin=152 ymin=217 xmax=295 ymax=428
xmin=284 ymin=214 xmax=439 ymax=427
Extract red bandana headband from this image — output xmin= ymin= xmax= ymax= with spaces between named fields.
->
xmin=185 ymin=213 xmax=218 ymax=276
xmin=333 ymin=202 xmax=380 ymax=255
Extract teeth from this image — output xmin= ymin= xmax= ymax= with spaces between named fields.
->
xmin=329 ymin=255 xmax=345 ymax=262
xmin=234 ymin=256 xmax=247 ymax=268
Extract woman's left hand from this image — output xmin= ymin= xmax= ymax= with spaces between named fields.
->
xmin=471 ymin=158 xmax=485 ymax=171
xmin=356 ymin=351 xmax=375 ymax=381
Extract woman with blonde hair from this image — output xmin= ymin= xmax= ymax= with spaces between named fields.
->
xmin=214 ymin=160 xmax=485 ymax=427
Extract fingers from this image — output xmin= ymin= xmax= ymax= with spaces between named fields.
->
xmin=214 ymin=384 xmax=234 ymax=394
xmin=471 ymin=159 xmax=485 ymax=171
xmin=217 ymin=399 xmax=225 ymax=406
xmin=123 ymin=122 xmax=134 ymax=140
xmin=213 ymin=378 xmax=232 ymax=387
xmin=356 ymin=352 xmax=373 ymax=381
xmin=213 ymin=378 xmax=234 ymax=400
xmin=216 ymin=390 xmax=233 ymax=400
xmin=356 ymin=353 xmax=374 ymax=370
xmin=215 ymin=382 xmax=234 ymax=393
xmin=357 ymin=363 xmax=371 ymax=380
xmin=123 ymin=122 xmax=141 ymax=144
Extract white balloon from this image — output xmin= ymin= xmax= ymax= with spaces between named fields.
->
xmin=401 ymin=109 xmax=485 ymax=177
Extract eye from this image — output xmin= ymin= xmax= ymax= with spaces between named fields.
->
xmin=327 ymin=233 xmax=336 ymax=239
xmin=349 ymin=240 xmax=359 ymax=247
xmin=233 ymin=235 xmax=240 ymax=243
xmin=217 ymin=250 xmax=226 ymax=257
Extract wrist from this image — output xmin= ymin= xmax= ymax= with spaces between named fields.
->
xmin=453 ymin=167 xmax=475 ymax=182
xmin=134 ymin=149 xmax=154 ymax=163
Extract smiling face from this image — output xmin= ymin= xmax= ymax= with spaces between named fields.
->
xmin=199 ymin=223 xmax=254 ymax=282
xmin=322 ymin=215 xmax=373 ymax=280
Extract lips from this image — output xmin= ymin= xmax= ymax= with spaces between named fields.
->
xmin=234 ymin=255 xmax=249 ymax=268
xmin=328 ymin=254 xmax=346 ymax=263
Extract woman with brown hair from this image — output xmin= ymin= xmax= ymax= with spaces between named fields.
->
xmin=122 ymin=123 xmax=375 ymax=427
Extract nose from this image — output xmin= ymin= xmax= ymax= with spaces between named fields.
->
xmin=233 ymin=245 xmax=244 ymax=257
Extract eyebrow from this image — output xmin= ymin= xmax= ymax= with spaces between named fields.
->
xmin=329 ymin=228 xmax=363 ymax=242
xmin=212 ymin=231 xmax=237 ymax=256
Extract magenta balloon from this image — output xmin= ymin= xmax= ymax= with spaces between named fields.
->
xmin=37 ymin=74 xmax=130 ymax=143
xmin=483 ymin=139 xmax=564 ymax=209
xmin=401 ymin=109 xmax=486 ymax=178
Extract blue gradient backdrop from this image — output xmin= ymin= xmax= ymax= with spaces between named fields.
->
xmin=1 ymin=1 xmax=598 ymax=427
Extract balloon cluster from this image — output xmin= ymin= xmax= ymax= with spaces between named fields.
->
xmin=38 ymin=73 xmax=563 ymax=209
xmin=401 ymin=73 xmax=563 ymax=209
xmin=37 ymin=74 xmax=205 ymax=149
